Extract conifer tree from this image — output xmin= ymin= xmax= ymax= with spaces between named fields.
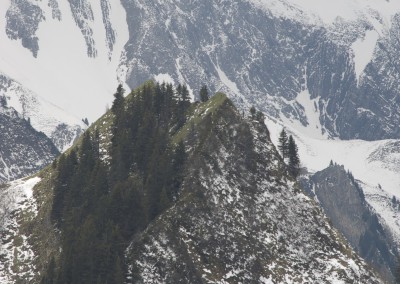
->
xmin=278 ymin=128 xmax=289 ymax=159
xmin=200 ymin=85 xmax=209 ymax=102
xmin=111 ymin=84 xmax=125 ymax=114
xmin=288 ymin=135 xmax=300 ymax=177
xmin=176 ymin=84 xmax=190 ymax=128
xmin=250 ymin=106 xmax=256 ymax=119
xmin=181 ymin=84 xmax=190 ymax=103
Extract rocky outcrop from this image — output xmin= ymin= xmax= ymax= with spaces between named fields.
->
xmin=125 ymin=93 xmax=380 ymax=283
xmin=305 ymin=164 xmax=398 ymax=283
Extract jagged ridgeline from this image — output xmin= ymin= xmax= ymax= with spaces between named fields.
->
xmin=2 ymin=81 xmax=380 ymax=283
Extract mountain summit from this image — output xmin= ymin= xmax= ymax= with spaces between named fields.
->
xmin=0 ymin=82 xmax=380 ymax=283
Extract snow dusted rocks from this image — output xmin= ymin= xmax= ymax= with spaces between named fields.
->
xmin=0 ymin=177 xmax=41 ymax=283
xmin=0 ymin=73 xmax=85 ymax=153
xmin=119 ymin=0 xmax=400 ymax=140
xmin=305 ymin=164 xmax=398 ymax=283
xmin=125 ymin=97 xmax=380 ymax=283
xmin=0 ymin=104 xmax=59 ymax=183
xmin=6 ymin=0 xmax=43 ymax=57
xmin=2 ymin=0 xmax=400 ymax=140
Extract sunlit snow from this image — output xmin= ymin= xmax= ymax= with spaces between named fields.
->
xmin=266 ymin=115 xmax=400 ymax=243
xmin=0 ymin=0 xmax=129 ymax=122
xmin=154 ymin=73 xmax=175 ymax=85
xmin=351 ymin=30 xmax=379 ymax=83
xmin=249 ymin=0 xmax=400 ymax=26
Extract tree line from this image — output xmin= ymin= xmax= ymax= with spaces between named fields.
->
xmin=44 ymin=81 xmax=201 ymax=284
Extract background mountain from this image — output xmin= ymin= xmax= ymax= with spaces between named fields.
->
xmin=0 ymin=73 xmax=85 ymax=152
xmin=1 ymin=0 xmax=400 ymax=140
xmin=1 ymin=0 xmax=399 ymax=194
xmin=0 ymin=103 xmax=59 ymax=183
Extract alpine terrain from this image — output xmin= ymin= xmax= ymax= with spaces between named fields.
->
xmin=0 ymin=100 xmax=59 ymax=183
xmin=0 ymin=0 xmax=400 ymax=283
xmin=0 ymin=82 xmax=381 ymax=283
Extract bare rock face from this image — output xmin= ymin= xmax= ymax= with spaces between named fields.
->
xmin=3 ymin=0 xmax=400 ymax=140
xmin=305 ymin=164 xmax=398 ymax=283
xmin=6 ymin=0 xmax=43 ymax=57
xmin=119 ymin=0 xmax=400 ymax=140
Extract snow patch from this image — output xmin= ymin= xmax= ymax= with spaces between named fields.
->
xmin=214 ymin=64 xmax=240 ymax=95
xmin=0 ymin=0 xmax=129 ymax=122
xmin=0 ymin=177 xmax=41 ymax=283
xmin=351 ymin=30 xmax=379 ymax=83
xmin=266 ymin=117 xmax=400 ymax=233
xmin=154 ymin=73 xmax=175 ymax=85
xmin=287 ymin=89 xmax=327 ymax=139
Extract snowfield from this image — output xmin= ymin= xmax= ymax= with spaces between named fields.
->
xmin=249 ymin=0 xmax=400 ymax=26
xmin=266 ymin=115 xmax=400 ymax=243
xmin=0 ymin=0 xmax=129 ymax=122
xmin=0 ymin=177 xmax=41 ymax=283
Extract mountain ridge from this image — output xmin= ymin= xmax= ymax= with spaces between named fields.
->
xmin=0 ymin=82 xmax=382 ymax=283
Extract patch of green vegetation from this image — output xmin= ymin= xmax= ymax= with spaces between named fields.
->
xmin=13 ymin=235 xmax=23 ymax=247
xmin=172 ymin=92 xmax=228 ymax=144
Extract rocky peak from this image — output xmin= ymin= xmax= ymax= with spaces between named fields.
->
xmin=125 ymin=89 xmax=380 ymax=283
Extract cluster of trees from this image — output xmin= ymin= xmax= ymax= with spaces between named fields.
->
xmin=278 ymin=128 xmax=300 ymax=177
xmin=249 ymin=106 xmax=265 ymax=123
xmin=45 ymin=82 xmax=196 ymax=283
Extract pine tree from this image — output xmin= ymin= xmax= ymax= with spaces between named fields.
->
xmin=181 ymin=84 xmax=190 ymax=103
xmin=250 ymin=106 xmax=256 ymax=118
xmin=200 ymin=85 xmax=209 ymax=102
xmin=111 ymin=84 xmax=125 ymax=114
xmin=278 ymin=128 xmax=289 ymax=159
xmin=288 ymin=135 xmax=300 ymax=177
xmin=176 ymin=84 xmax=190 ymax=128
xmin=113 ymin=256 xmax=125 ymax=284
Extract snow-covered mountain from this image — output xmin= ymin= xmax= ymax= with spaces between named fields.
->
xmin=0 ymin=103 xmax=59 ymax=183
xmin=1 ymin=0 xmax=400 ymax=140
xmin=1 ymin=0 xmax=400 ymax=281
xmin=302 ymin=164 xmax=398 ymax=282
xmin=0 ymin=73 xmax=85 ymax=152
xmin=0 ymin=0 xmax=128 ymax=122
xmin=0 ymin=88 xmax=381 ymax=283
xmin=119 ymin=0 xmax=400 ymax=141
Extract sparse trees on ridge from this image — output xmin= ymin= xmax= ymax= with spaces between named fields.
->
xmin=278 ymin=128 xmax=300 ymax=178
xmin=288 ymin=134 xmax=300 ymax=177
xmin=200 ymin=85 xmax=209 ymax=102
xmin=278 ymin=128 xmax=289 ymax=160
